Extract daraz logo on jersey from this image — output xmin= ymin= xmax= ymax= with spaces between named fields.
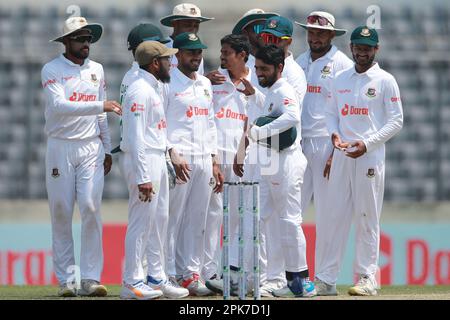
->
xmin=186 ymin=106 xmax=209 ymax=118
xmin=215 ymin=107 xmax=247 ymax=121
xmin=341 ymin=103 xmax=369 ymax=116
xmin=69 ymin=92 xmax=97 ymax=102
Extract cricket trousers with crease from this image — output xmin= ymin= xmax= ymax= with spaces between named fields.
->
xmin=120 ymin=149 xmax=169 ymax=284
xmin=46 ymin=136 xmax=105 ymax=285
xmin=315 ymin=147 xmax=385 ymax=285
xmin=165 ymin=155 xmax=213 ymax=280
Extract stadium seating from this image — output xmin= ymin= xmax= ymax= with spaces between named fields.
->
xmin=0 ymin=3 xmax=448 ymax=202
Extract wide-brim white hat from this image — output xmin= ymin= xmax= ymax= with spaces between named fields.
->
xmin=51 ymin=16 xmax=103 ymax=43
xmin=295 ymin=11 xmax=346 ymax=36
xmin=160 ymin=3 xmax=214 ymax=27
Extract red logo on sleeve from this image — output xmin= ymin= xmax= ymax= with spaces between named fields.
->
xmin=391 ymin=97 xmax=401 ymax=103
xmin=131 ymin=102 xmax=145 ymax=112
xmin=43 ymin=79 xmax=56 ymax=88
xmin=283 ymin=98 xmax=296 ymax=106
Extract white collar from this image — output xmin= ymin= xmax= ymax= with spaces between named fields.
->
xmin=172 ymin=67 xmax=200 ymax=85
xmin=138 ymin=68 xmax=159 ymax=88
xmin=351 ymin=63 xmax=380 ymax=78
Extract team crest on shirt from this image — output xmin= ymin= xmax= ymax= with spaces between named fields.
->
xmin=366 ymin=88 xmax=376 ymax=98
xmin=204 ymin=89 xmax=211 ymax=99
xmin=367 ymin=168 xmax=375 ymax=178
xmin=209 ymin=177 xmax=216 ymax=187
xmin=91 ymin=74 xmax=98 ymax=84
xmin=268 ymin=103 xmax=274 ymax=112
xmin=321 ymin=65 xmax=331 ymax=78
xmin=51 ymin=168 xmax=60 ymax=178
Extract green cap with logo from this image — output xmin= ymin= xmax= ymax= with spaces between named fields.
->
xmin=173 ymin=32 xmax=207 ymax=50
xmin=350 ymin=26 xmax=379 ymax=47
xmin=260 ymin=16 xmax=293 ymax=37
xmin=127 ymin=23 xmax=170 ymax=50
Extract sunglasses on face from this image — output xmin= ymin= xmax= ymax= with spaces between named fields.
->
xmin=252 ymin=23 xmax=265 ymax=34
xmin=69 ymin=35 xmax=93 ymax=43
xmin=260 ymin=33 xmax=291 ymax=45
xmin=306 ymin=15 xmax=333 ymax=27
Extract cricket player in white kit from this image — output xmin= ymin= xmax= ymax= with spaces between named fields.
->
xmin=160 ymin=3 xmax=213 ymax=75
xmin=42 ymin=17 xmax=121 ymax=297
xmin=256 ymin=16 xmax=309 ymax=294
xmin=202 ymin=34 xmax=252 ymax=283
xmin=239 ymin=45 xmax=315 ymax=297
xmin=294 ymin=12 xmax=353 ymax=295
xmin=320 ymin=26 xmax=403 ymax=296
xmin=119 ymin=41 xmax=189 ymax=300
xmin=164 ymin=32 xmax=221 ymax=296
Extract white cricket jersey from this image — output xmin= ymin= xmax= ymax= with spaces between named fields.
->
xmin=249 ymin=77 xmax=301 ymax=151
xmin=120 ymin=61 xmax=139 ymax=105
xmin=120 ymin=69 xmax=167 ymax=184
xmin=296 ymin=45 xmax=354 ymax=138
xmin=165 ymin=67 xmax=218 ymax=157
xmin=247 ymin=53 xmax=307 ymax=128
xmin=212 ymin=68 xmax=250 ymax=163
xmin=326 ymin=63 xmax=403 ymax=153
xmin=166 ymin=38 xmax=205 ymax=75
xmin=282 ymin=53 xmax=307 ymax=108
xmin=41 ymin=54 xmax=111 ymax=153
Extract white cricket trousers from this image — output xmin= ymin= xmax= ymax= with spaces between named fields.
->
xmin=315 ymin=147 xmax=385 ymax=285
xmin=46 ymin=136 xmax=105 ymax=285
xmin=301 ymin=136 xmax=333 ymax=276
xmin=120 ymin=150 xmax=169 ymax=284
xmin=165 ymin=156 xmax=213 ymax=279
xmin=259 ymin=146 xmax=309 ymax=273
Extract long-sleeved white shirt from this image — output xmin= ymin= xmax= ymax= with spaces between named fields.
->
xmin=120 ymin=69 xmax=167 ymax=184
xmin=212 ymin=68 xmax=250 ymax=164
xmin=326 ymin=63 xmax=403 ymax=153
xmin=41 ymin=54 xmax=111 ymax=153
xmin=249 ymin=77 xmax=301 ymax=152
xmin=165 ymin=67 xmax=218 ymax=157
xmin=296 ymin=45 xmax=353 ymax=138
xmin=166 ymin=38 xmax=205 ymax=75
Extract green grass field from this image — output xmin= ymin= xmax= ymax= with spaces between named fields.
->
xmin=0 ymin=285 xmax=449 ymax=300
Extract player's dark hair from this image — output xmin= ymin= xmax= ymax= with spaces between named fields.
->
xmin=255 ymin=45 xmax=285 ymax=68
xmin=220 ymin=34 xmax=250 ymax=62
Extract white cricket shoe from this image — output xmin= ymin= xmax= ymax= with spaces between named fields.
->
xmin=348 ymin=275 xmax=377 ymax=296
xmin=58 ymin=283 xmax=77 ymax=297
xmin=147 ymin=276 xmax=189 ymax=299
xmin=315 ymin=278 xmax=338 ymax=296
xmin=260 ymin=279 xmax=285 ymax=297
xmin=179 ymin=273 xmax=214 ymax=296
xmin=120 ymin=281 xmax=163 ymax=300
xmin=78 ymin=279 xmax=107 ymax=297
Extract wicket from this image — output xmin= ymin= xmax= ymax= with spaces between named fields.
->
xmin=222 ymin=181 xmax=260 ymax=300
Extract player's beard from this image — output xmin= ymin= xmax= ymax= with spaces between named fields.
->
xmin=158 ymin=64 xmax=171 ymax=83
xmin=70 ymin=44 xmax=89 ymax=60
xmin=258 ymin=71 xmax=278 ymax=88
xmin=353 ymin=53 xmax=375 ymax=69
xmin=309 ymin=42 xmax=331 ymax=54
